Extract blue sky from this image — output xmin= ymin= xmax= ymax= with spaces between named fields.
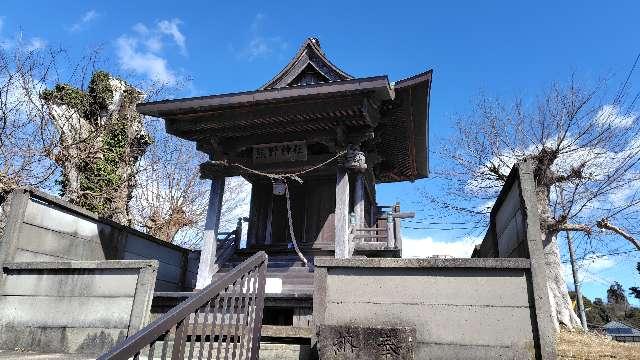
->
xmin=2 ymin=1 xmax=639 ymax=304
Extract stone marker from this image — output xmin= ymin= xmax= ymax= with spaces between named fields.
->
xmin=318 ymin=325 xmax=415 ymax=360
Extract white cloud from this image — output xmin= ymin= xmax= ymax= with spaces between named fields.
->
xmin=402 ymin=236 xmax=482 ymax=258
xmin=0 ymin=17 xmax=11 ymax=50
xmin=250 ymin=13 xmax=265 ymax=32
xmin=144 ymin=36 xmax=163 ymax=53
xmin=236 ymin=13 xmax=288 ymax=61
xmin=595 ymin=104 xmax=637 ymax=128
xmin=476 ymin=199 xmax=495 ymax=213
xmin=132 ymin=23 xmax=149 ymax=35
xmin=585 ymin=255 xmax=616 ymax=271
xmin=157 ymin=19 xmax=186 ymax=55
xmin=24 ymin=37 xmax=46 ymax=51
xmin=0 ymin=19 xmax=45 ymax=51
xmin=1 ymin=71 xmax=47 ymax=127
xmin=465 ymin=132 xmax=640 ymax=216
xmin=563 ymin=253 xmax=617 ymax=286
xmin=116 ymin=36 xmax=176 ymax=85
xmin=69 ymin=10 xmax=99 ymax=32
xmin=115 ymin=19 xmax=188 ymax=85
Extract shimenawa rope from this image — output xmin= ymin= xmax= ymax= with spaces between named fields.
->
xmin=212 ymin=151 xmax=347 ymax=268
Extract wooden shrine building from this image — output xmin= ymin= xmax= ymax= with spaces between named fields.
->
xmin=137 ymin=38 xmax=432 ymax=296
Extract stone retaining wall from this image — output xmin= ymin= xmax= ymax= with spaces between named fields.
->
xmin=313 ymin=160 xmax=556 ymax=359
xmin=0 ymin=188 xmax=198 ymax=291
xmin=313 ymin=258 xmax=552 ymax=359
xmin=0 ymin=260 xmax=157 ymax=355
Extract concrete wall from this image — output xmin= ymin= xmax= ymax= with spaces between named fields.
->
xmin=314 ymin=258 xmax=548 ymax=359
xmin=0 ymin=260 xmax=157 ymax=355
xmin=0 ymin=188 xmax=197 ymax=291
xmin=314 ymin=160 xmax=556 ymax=359
xmin=472 ymin=160 xmax=538 ymax=259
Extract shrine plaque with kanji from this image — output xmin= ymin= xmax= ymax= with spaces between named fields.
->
xmin=252 ymin=141 xmax=307 ymax=164
xmin=318 ymin=325 xmax=415 ymax=360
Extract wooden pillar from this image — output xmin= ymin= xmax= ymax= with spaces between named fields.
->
xmin=235 ymin=217 xmax=243 ymax=250
xmin=265 ymin=195 xmax=273 ymax=245
xmin=196 ymin=177 xmax=225 ymax=289
xmin=370 ymin=201 xmax=377 ymax=228
xmin=354 ymin=174 xmax=365 ymax=226
xmin=335 ymin=167 xmax=350 ymax=258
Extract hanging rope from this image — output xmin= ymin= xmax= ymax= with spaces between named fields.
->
xmin=213 ymin=150 xmax=347 ymax=183
xmin=211 ymin=151 xmax=347 ymax=268
xmin=284 ymin=181 xmax=309 ymax=268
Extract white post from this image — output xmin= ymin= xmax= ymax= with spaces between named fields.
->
xmin=567 ymin=231 xmax=588 ymax=331
xmin=386 ymin=212 xmax=395 ymax=248
xmin=196 ymin=177 xmax=225 ymax=289
xmin=354 ymin=174 xmax=365 ymax=226
xmin=335 ymin=168 xmax=350 ymax=258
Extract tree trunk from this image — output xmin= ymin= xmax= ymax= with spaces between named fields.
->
xmin=535 ymin=182 xmax=581 ymax=330
xmin=44 ymin=73 xmax=150 ymax=225
xmin=543 ymin=231 xmax=581 ymax=331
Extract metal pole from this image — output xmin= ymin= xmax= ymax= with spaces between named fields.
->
xmin=566 ymin=230 xmax=588 ymax=331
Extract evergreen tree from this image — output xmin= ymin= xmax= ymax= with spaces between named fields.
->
xmin=629 ymin=262 xmax=640 ymax=300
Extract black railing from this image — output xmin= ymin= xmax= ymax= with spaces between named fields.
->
xmin=98 ymin=252 xmax=268 ymax=360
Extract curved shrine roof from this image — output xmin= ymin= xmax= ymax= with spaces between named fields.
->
xmin=137 ymin=38 xmax=432 ymax=183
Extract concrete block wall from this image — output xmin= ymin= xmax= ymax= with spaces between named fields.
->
xmin=314 ymin=258 xmax=552 ymax=359
xmin=473 ymin=159 xmax=539 ymax=259
xmin=0 ymin=188 xmax=197 ymax=291
xmin=314 ymin=160 xmax=556 ymax=359
xmin=0 ymin=260 xmax=157 ymax=355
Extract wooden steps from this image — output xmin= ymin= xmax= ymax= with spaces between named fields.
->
xmin=217 ymin=253 xmax=315 ymax=295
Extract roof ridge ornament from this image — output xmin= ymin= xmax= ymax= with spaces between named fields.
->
xmin=308 ymin=37 xmax=321 ymax=51
xmin=260 ymin=37 xmax=353 ymax=90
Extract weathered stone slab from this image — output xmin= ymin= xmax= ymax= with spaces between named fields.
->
xmin=318 ymin=325 xmax=415 ymax=360
xmin=1 ymin=188 xmax=196 ymax=292
xmin=0 ymin=261 xmax=157 ymax=354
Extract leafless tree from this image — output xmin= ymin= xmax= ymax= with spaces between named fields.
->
xmin=0 ymin=44 xmax=73 ymax=237
xmin=130 ymin=118 xmax=251 ymax=246
xmin=0 ymin=45 xmax=62 ymax=198
xmin=435 ymin=66 xmax=640 ymax=330
xmin=0 ymin=41 xmax=249 ymax=246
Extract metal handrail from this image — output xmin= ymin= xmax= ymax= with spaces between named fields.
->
xmin=98 ymin=251 xmax=268 ymax=360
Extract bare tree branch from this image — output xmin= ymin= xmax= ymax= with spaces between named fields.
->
xmin=596 ymin=218 xmax=640 ymax=251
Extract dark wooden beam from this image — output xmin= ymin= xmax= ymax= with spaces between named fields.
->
xmin=166 ymin=95 xmax=369 ymax=134
xmin=361 ymin=97 xmax=381 ymax=127
xmin=218 ymin=130 xmax=338 ymax=154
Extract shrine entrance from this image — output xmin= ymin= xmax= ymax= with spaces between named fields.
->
xmin=135 ymin=36 xmax=432 ymax=359
xmin=137 ymin=37 xmax=432 ymax=287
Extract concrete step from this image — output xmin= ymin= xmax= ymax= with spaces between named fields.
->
xmin=259 ymin=343 xmax=312 ymax=360
xmin=0 ymin=350 xmax=95 ymax=359
xmin=109 ymin=337 xmax=311 ymax=359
